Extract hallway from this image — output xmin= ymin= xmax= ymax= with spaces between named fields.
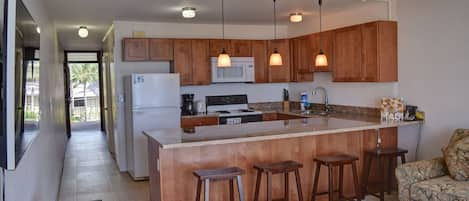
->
xmin=58 ymin=130 xmax=149 ymax=201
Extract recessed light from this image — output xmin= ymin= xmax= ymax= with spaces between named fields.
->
xmin=289 ymin=13 xmax=303 ymax=23
xmin=182 ymin=7 xmax=196 ymax=19
xmin=78 ymin=26 xmax=88 ymax=38
xmin=36 ymin=26 xmax=40 ymax=34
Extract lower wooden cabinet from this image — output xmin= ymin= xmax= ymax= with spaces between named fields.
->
xmin=262 ymin=113 xmax=278 ymax=121
xmin=181 ymin=116 xmax=219 ymax=128
xmin=277 ymin=113 xmax=304 ymax=120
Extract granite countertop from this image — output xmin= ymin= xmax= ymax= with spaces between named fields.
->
xmin=144 ymin=116 xmax=422 ymax=149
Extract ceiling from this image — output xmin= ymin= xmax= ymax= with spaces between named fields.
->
xmin=41 ymin=0 xmax=373 ymax=50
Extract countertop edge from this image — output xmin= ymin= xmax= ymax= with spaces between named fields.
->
xmin=146 ymin=120 xmax=422 ymax=150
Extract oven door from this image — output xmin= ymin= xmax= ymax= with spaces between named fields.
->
xmin=219 ymin=114 xmax=263 ymax=125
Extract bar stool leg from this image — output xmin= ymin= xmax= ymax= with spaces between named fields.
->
xmin=311 ymin=163 xmax=321 ymax=201
xmin=362 ymin=154 xmax=372 ymax=198
xmin=294 ymin=169 xmax=304 ymax=201
xmin=387 ymin=157 xmax=394 ymax=194
xmin=229 ymin=179 xmax=235 ymax=201
xmin=253 ymin=170 xmax=262 ymax=201
xmin=339 ymin=164 xmax=344 ymax=200
xmin=328 ymin=164 xmax=334 ymax=201
xmin=204 ymin=179 xmax=210 ymax=201
xmin=267 ymin=172 xmax=273 ymax=201
xmin=196 ymin=179 xmax=202 ymax=201
xmin=285 ymin=172 xmax=290 ymax=201
xmin=378 ymin=158 xmax=385 ymax=201
xmin=351 ymin=161 xmax=361 ymax=200
xmin=400 ymin=154 xmax=406 ymax=164
xmin=237 ymin=175 xmax=245 ymax=201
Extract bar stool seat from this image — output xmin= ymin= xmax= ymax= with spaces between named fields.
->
xmin=366 ymin=147 xmax=408 ymax=156
xmin=253 ymin=160 xmax=304 ymax=201
xmin=311 ymin=154 xmax=361 ymax=201
xmin=314 ymin=154 xmax=359 ymax=165
xmin=193 ymin=167 xmax=245 ymax=201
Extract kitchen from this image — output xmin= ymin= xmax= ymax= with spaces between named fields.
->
xmin=116 ymin=6 xmax=423 ymax=200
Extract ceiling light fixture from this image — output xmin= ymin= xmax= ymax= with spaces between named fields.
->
xmin=182 ymin=7 xmax=196 ymax=19
xmin=289 ymin=12 xmax=303 ymax=23
xmin=217 ymin=0 xmax=231 ymax=67
xmin=269 ymin=0 xmax=283 ymax=66
xmin=36 ymin=26 xmax=40 ymax=34
xmin=78 ymin=26 xmax=89 ymax=38
xmin=315 ymin=0 xmax=328 ymax=67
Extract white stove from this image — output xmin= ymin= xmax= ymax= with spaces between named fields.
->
xmin=206 ymin=95 xmax=263 ymax=125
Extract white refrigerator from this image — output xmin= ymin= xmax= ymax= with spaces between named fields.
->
xmin=124 ymin=73 xmax=181 ymax=180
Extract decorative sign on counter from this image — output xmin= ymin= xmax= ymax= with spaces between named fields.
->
xmin=381 ymin=97 xmax=404 ymax=122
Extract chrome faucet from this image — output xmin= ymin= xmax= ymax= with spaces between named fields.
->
xmin=312 ymin=86 xmax=330 ymax=113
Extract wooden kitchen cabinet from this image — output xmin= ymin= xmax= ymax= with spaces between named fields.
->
xmin=172 ymin=39 xmax=211 ymax=86
xmin=262 ymin=112 xmax=278 ymax=121
xmin=149 ymin=39 xmax=173 ymax=61
xmin=172 ymin=39 xmax=193 ymax=85
xmin=290 ymin=35 xmax=314 ymax=82
xmin=267 ymin=39 xmax=291 ymax=83
xmin=230 ymin=40 xmax=252 ymax=57
xmin=181 ymin=116 xmax=219 ymax=128
xmin=361 ymin=21 xmax=398 ymax=82
xmin=277 ymin=113 xmax=304 ymax=120
xmin=191 ymin=40 xmax=211 ymax=85
xmin=122 ymin=38 xmax=149 ymax=61
xmin=333 ymin=25 xmax=363 ymax=81
xmin=251 ymin=40 xmax=269 ymax=83
xmin=209 ymin=39 xmax=231 ymax=57
xmin=311 ymin=30 xmax=334 ymax=72
xmin=333 ymin=21 xmax=397 ymax=82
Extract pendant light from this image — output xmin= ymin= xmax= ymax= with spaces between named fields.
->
xmin=269 ymin=0 xmax=283 ymax=66
xmin=315 ymin=0 xmax=328 ymax=67
xmin=217 ymin=0 xmax=231 ymax=67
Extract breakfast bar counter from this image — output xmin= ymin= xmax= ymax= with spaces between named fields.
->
xmin=144 ymin=116 xmax=421 ymax=201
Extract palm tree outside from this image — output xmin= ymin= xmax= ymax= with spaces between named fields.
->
xmin=69 ymin=63 xmax=99 ymax=122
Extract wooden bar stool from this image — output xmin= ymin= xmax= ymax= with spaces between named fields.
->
xmin=253 ymin=160 xmax=304 ymax=201
xmin=362 ymin=148 xmax=408 ymax=201
xmin=311 ymin=154 xmax=361 ymax=201
xmin=193 ymin=167 xmax=245 ymax=201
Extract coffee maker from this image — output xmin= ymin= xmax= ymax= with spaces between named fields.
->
xmin=181 ymin=94 xmax=196 ymax=115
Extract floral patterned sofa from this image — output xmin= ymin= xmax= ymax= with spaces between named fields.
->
xmin=396 ymin=129 xmax=469 ymax=201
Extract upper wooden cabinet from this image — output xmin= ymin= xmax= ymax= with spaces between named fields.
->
xmin=122 ymin=38 xmax=149 ymax=61
xmin=290 ymin=35 xmax=314 ymax=82
xmin=172 ymin=39 xmax=211 ymax=86
xmin=173 ymin=39 xmax=193 ymax=85
xmin=267 ymin=39 xmax=291 ymax=83
xmin=191 ymin=40 xmax=211 ymax=85
xmin=333 ymin=21 xmax=397 ymax=82
xmin=251 ymin=40 xmax=269 ymax=83
xmin=149 ymin=39 xmax=173 ymax=61
xmin=230 ymin=40 xmax=252 ymax=57
xmin=209 ymin=39 xmax=231 ymax=57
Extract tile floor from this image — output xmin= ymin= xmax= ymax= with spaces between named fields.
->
xmin=58 ymin=129 xmax=149 ymax=201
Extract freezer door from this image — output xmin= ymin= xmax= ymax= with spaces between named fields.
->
xmin=132 ymin=74 xmax=180 ymax=108
xmin=130 ymin=107 xmax=180 ymax=178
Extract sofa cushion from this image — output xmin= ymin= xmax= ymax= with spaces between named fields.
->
xmin=410 ymin=176 xmax=469 ymax=201
xmin=443 ymin=129 xmax=469 ymax=181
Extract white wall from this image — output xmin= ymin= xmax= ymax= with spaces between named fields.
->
xmin=112 ymin=21 xmax=289 ymax=170
xmin=3 ymin=0 xmax=67 ymax=200
xmin=397 ymin=0 xmax=469 ymax=160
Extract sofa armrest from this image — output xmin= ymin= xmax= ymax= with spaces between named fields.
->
xmin=395 ymin=157 xmax=448 ymax=201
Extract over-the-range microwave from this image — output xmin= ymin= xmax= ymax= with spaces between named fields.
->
xmin=211 ymin=57 xmax=255 ymax=83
